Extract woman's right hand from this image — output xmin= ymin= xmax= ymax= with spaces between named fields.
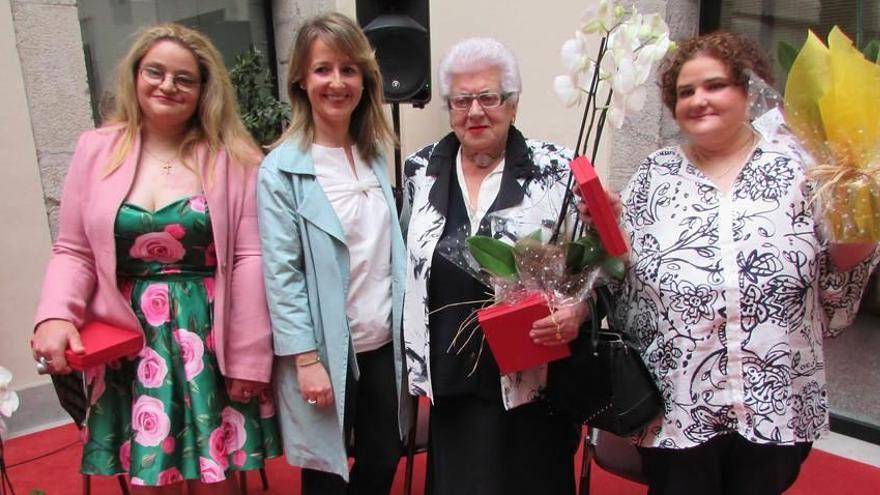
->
xmin=576 ymin=190 xmax=623 ymax=226
xmin=295 ymin=352 xmax=333 ymax=408
xmin=30 ymin=319 xmax=84 ymax=374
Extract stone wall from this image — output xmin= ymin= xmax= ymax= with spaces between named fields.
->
xmin=607 ymin=0 xmax=700 ymax=190
xmin=12 ymin=0 xmax=94 ymax=237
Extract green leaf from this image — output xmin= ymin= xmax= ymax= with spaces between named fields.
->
xmin=524 ymin=229 xmax=544 ymax=242
xmin=601 ymin=256 xmax=626 ymax=280
xmin=565 ymin=242 xmax=585 ymax=273
xmin=467 ymin=236 xmax=517 ymax=279
xmin=777 ymin=40 xmax=799 ymax=73
xmin=863 ymin=40 xmax=880 ymax=63
xmin=576 ymin=234 xmax=603 ymax=266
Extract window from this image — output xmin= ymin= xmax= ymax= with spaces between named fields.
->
xmin=77 ymin=0 xmax=276 ymax=122
xmin=702 ymin=1 xmax=880 ymax=89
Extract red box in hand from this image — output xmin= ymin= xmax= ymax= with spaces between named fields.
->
xmin=65 ymin=321 xmax=144 ymax=370
xmin=477 ymin=293 xmax=571 ymax=375
xmin=570 ymin=156 xmax=628 ymax=256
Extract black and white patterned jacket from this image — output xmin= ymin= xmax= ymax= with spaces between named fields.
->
xmin=400 ymin=127 xmax=574 ymax=409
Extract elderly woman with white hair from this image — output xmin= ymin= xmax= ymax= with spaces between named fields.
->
xmin=401 ymin=37 xmax=587 ymax=494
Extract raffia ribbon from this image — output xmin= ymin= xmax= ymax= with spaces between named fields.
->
xmin=807 ymin=163 xmax=880 ymax=242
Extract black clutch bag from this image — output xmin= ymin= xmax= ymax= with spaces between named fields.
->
xmin=544 ymin=288 xmax=662 ymax=436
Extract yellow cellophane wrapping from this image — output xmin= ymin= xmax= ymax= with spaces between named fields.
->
xmin=785 ymin=27 xmax=880 ymax=243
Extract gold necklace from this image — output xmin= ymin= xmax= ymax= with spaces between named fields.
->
xmin=692 ymin=132 xmax=758 ymax=181
xmin=143 ymin=147 xmax=177 ymax=175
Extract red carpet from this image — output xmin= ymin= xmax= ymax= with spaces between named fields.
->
xmin=3 ymin=423 xmax=879 ymax=494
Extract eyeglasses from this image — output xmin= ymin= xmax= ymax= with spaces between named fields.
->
xmin=447 ymin=91 xmax=516 ymax=111
xmin=140 ymin=66 xmax=201 ymax=93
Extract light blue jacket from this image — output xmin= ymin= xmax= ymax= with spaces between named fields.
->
xmin=256 ymin=140 xmax=411 ymax=480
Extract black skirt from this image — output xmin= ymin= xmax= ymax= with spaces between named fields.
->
xmin=426 ymin=395 xmax=580 ymax=495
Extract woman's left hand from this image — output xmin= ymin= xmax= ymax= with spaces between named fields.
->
xmin=226 ymin=378 xmax=267 ymax=403
xmin=529 ymin=300 xmax=590 ymax=346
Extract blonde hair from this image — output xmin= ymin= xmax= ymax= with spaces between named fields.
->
xmin=104 ymin=23 xmax=260 ymax=178
xmin=274 ymin=12 xmax=395 ymax=162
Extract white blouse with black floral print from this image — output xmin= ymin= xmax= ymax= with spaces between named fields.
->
xmin=615 ymin=137 xmax=879 ymax=449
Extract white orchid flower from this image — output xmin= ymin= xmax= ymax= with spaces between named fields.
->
xmin=581 ymin=0 xmax=617 ymax=34
xmin=0 ymin=366 xmax=20 ymax=419
xmin=642 ymin=13 xmax=670 ymax=39
xmin=608 ymin=85 xmax=647 ymax=128
xmin=553 ymin=62 xmax=596 ymax=107
xmin=560 ymin=32 xmax=590 ymax=73
xmin=554 ymin=74 xmax=580 ymax=106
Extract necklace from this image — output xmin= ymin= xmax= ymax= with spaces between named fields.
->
xmin=143 ymin=147 xmax=177 ymax=175
xmin=691 ymin=132 xmax=758 ymax=181
xmin=463 ymin=149 xmax=505 ymax=168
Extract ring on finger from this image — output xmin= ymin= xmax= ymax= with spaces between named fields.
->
xmin=307 ymin=398 xmax=317 ymax=405
xmin=35 ymin=356 xmax=51 ymax=375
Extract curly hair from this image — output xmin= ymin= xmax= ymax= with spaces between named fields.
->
xmin=658 ymin=31 xmax=773 ymax=113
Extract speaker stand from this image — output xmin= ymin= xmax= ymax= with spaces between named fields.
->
xmin=391 ymin=102 xmax=403 ymax=211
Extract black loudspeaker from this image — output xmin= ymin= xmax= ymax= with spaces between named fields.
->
xmin=357 ymin=0 xmax=431 ymax=107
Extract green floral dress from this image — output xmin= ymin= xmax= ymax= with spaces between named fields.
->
xmin=80 ymin=194 xmax=281 ymax=486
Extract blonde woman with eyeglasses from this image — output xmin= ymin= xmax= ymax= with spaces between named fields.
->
xmin=30 ymin=23 xmax=280 ymax=493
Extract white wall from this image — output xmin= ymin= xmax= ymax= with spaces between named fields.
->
xmin=336 ymin=0 xmax=610 ymax=171
xmin=0 ymin=0 xmax=53 ymax=390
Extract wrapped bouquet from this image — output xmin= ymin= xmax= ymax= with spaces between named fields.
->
xmin=785 ymin=27 xmax=880 ymax=242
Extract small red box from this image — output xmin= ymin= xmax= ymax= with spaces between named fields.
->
xmin=477 ymin=293 xmax=571 ymax=375
xmin=65 ymin=321 xmax=144 ymax=370
xmin=570 ymin=156 xmax=628 ymax=256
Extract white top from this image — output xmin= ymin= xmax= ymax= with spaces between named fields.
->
xmin=616 ymin=137 xmax=879 ymax=448
xmin=456 ymin=149 xmax=505 ymax=234
xmin=313 ymin=144 xmax=393 ymax=353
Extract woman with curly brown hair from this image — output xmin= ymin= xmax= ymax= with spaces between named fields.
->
xmin=583 ymin=31 xmax=878 ymax=494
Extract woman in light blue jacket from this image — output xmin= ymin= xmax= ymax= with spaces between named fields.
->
xmin=256 ymin=12 xmax=411 ymax=494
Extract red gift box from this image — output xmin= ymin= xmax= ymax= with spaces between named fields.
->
xmin=65 ymin=321 xmax=144 ymax=370
xmin=570 ymin=156 xmax=628 ymax=256
xmin=477 ymin=293 xmax=571 ymax=375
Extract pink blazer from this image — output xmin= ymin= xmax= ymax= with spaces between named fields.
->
xmin=34 ymin=127 xmax=273 ymax=383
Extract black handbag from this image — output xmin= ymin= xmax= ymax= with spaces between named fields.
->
xmin=544 ymin=288 xmax=663 ymax=436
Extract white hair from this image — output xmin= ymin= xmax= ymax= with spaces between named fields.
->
xmin=437 ymin=37 xmax=522 ymax=103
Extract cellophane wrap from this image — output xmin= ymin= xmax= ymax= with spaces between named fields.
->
xmin=782 ymin=27 xmax=880 ymax=243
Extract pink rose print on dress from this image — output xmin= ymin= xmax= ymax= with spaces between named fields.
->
xmin=160 ymin=267 xmax=182 ymax=275
xmin=129 ymin=232 xmax=186 ymax=264
xmin=258 ymin=389 xmax=275 ymax=419
xmin=205 ymin=331 xmax=215 ymax=353
xmin=80 ymin=426 xmax=89 ymax=444
xmin=119 ymin=441 xmax=131 ymax=471
xmin=203 ymin=277 xmax=215 ymax=302
xmin=163 ymin=224 xmax=186 ymax=240
xmin=85 ymin=365 xmax=106 ymax=405
xmin=205 ymin=242 xmax=217 ymax=267
xmin=131 ymin=395 xmax=171 ymax=447
xmin=208 ymin=427 xmax=229 ymax=469
xmin=232 ymin=450 xmax=247 ymax=468
xmin=208 ymin=407 xmax=248 ymax=468
xmin=130 ymin=477 xmax=146 ymax=486
xmin=162 ymin=436 xmax=176 ymax=454
xmin=199 ymin=456 xmax=226 ymax=483
xmin=120 ymin=279 xmax=134 ymax=302
xmin=221 ymin=407 xmax=247 ymax=452
xmin=137 ymin=347 xmax=168 ymax=388
xmin=189 ymin=196 xmax=208 ymax=214
xmin=173 ymin=329 xmax=205 ymax=381
xmin=139 ymin=283 xmax=170 ymax=326
xmin=157 ymin=467 xmax=183 ymax=485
